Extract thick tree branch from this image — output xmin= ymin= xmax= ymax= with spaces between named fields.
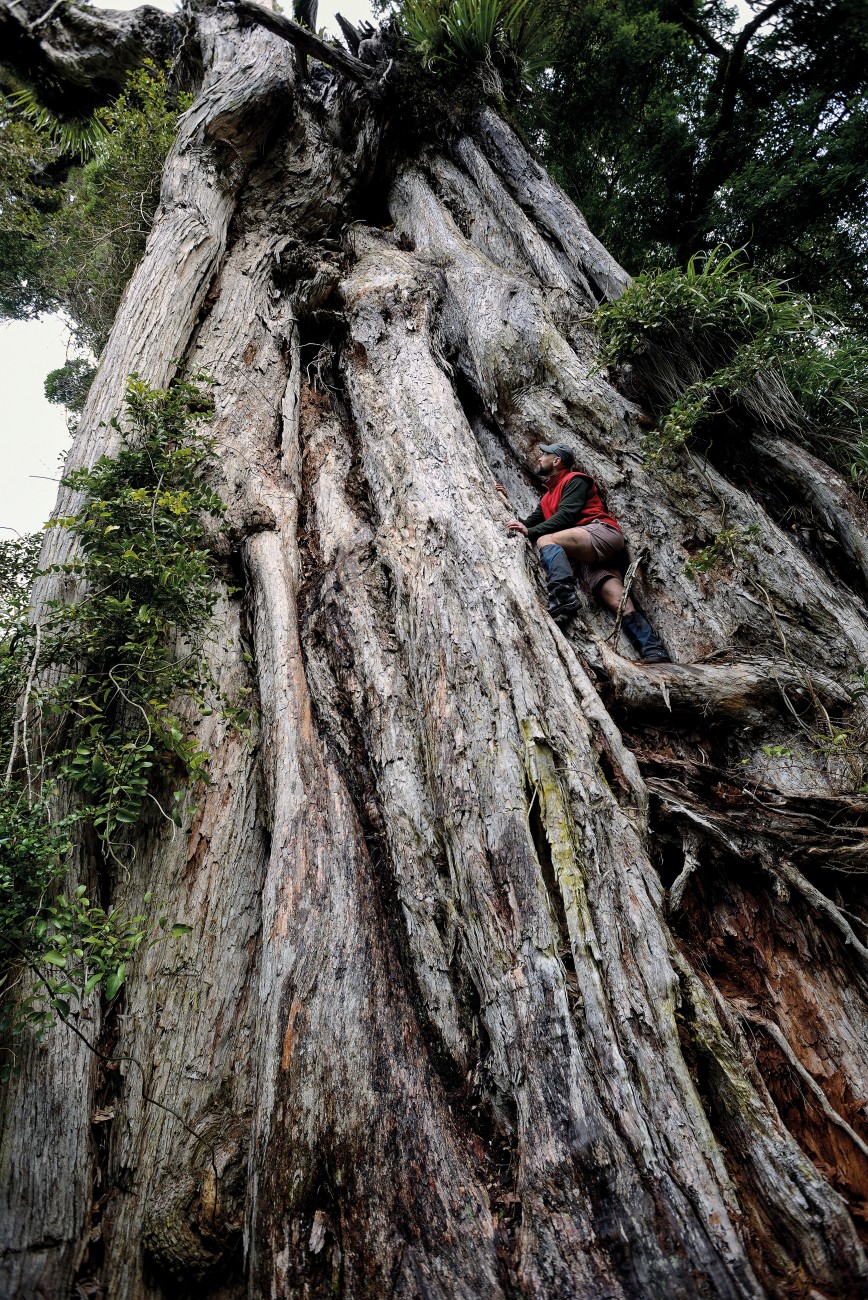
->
xmin=0 ymin=0 xmax=179 ymax=108
xmin=672 ymin=2 xmax=727 ymax=58
xmin=715 ymin=0 xmax=791 ymax=135
xmin=679 ymin=0 xmax=795 ymax=253
xmin=600 ymin=651 xmax=846 ymax=723
xmin=233 ymin=0 xmax=373 ymax=83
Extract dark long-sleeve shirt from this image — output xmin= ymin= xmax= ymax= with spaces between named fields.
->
xmin=522 ymin=475 xmax=590 ymax=542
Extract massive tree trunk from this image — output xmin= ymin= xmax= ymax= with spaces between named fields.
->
xmin=2 ymin=5 xmax=867 ymax=1298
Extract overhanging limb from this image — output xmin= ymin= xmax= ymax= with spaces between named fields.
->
xmin=232 ymin=0 xmax=374 ymax=83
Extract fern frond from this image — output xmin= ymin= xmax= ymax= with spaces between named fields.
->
xmin=8 ymin=86 xmax=109 ymax=160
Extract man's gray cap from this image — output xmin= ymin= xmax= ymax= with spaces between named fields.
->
xmin=538 ymin=442 xmax=576 ymax=467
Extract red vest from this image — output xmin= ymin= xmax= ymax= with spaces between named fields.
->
xmin=540 ymin=470 xmax=619 ymax=530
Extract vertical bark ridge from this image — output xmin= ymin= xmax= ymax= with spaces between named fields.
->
xmin=1 ymin=18 xmax=297 ymax=1298
xmin=244 ymin=405 xmax=505 ymax=1300
xmin=4 ymin=17 xmax=868 ymax=1296
xmin=334 ymin=229 xmax=770 ymax=1295
xmin=93 ymin=194 xmax=297 ymax=1292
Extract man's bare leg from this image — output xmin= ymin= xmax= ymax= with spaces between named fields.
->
xmin=536 ymin=528 xmax=596 ymax=563
xmin=596 ymin=576 xmax=635 ymax=617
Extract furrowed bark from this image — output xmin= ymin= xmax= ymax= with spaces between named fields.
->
xmin=2 ymin=9 xmax=868 ymax=1299
xmin=0 ymin=0 xmax=179 ymax=108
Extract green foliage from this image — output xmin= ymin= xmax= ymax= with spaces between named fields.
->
xmin=6 ymin=84 xmax=109 ymax=160
xmin=0 ymin=532 xmax=41 ymax=626
xmin=528 ymin=0 xmax=868 ymax=321
xmin=42 ymin=375 xmax=224 ymax=841
xmin=3 ymin=879 xmax=190 ymax=1051
xmin=0 ymin=62 xmax=191 ymax=351
xmin=760 ymin=744 xmax=795 ymax=760
xmin=523 ymin=0 xmax=698 ymax=273
xmin=782 ymin=332 xmax=868 ymax=480
xmin=395 ymin=0 xmax=551 ymax=94
xmin=44 ymin=358 xmax=97 ymax=413
xmin=683 ymin=525 xmax=761 ymax=580
xmin=0 ymin=378 xmax=223 ymax=1063
xmin=0 ymin=533 xmax=42 ymax=779
xmin=595 ymin=248 xmax=868 ymax=478
xmin=0 ymin=75 xmax=62 ymax=322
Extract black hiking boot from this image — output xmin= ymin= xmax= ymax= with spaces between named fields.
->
xmin=540 ymin=544 xmax=580 ymax=626
xmin=622 ymin=610 xmax=671 ymax=663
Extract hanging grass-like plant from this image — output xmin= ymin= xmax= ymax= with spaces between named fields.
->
xmin=595 ymin=247 xmax=868 ymax=478
xmin=396 ymin=0 xmax=552 ymax=93
xmin=6 ymin=83 xmax=109 ymax=160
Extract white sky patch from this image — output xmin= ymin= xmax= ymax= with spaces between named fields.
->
xmin=0 ymin=0 xmax=377 ymax=535
xmin=87 ymin=0 xmax=377 ymax=38
xmin=0 ymin=317 xmax=72 ymax=537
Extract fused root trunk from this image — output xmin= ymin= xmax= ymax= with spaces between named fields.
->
xmin=1 ymin=8 xmax=867 ymax=1300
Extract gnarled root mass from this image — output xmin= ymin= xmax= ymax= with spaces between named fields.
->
xmin=1 ymin=6 xmax=867 ymax=1298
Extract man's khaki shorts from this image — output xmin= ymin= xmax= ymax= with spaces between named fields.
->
xmin=568 ymin=520 xmax=627 ymax=593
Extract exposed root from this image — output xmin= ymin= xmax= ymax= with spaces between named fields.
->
xmin=732 ymin=1002 xmax=868 ymax=1165
xmin=601 ymin=651 xmax=846 ymax=724
xmin=770 ymin=859 xmax=868 ymax=982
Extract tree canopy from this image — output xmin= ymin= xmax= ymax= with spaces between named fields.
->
xmin=530 ymin=0 xmax=868 ymax=320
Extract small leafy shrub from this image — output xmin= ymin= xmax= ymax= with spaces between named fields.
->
xmin=849 ymin=665 xmax=868 ymax=702
xmin=0 ymin=795 xmax=167 ymax=1052
xmin=1 ymin=377 xmax=223 ymax=1063
xmin=683 ymin=524 xmax=761 ymax=580
xmin=42 ymin=375 xmax=224 ymax=842
xmin=0 ymin=533 xmax=42 ymax=779
xmin=396 ymin=0 xmax=551 ymax=95
xmin=595 ymin=247 xmax=868 ymax=478
xmin=4 ymin=882 xmax=191 ymax=1045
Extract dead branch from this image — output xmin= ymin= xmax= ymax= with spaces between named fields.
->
xmin=232 ymin=0 xmax=374 ymax=83
xmin=601 ymin=652 xmax=846 ymax=723
xmin=772 ymin=859 xmax=868 ymax=981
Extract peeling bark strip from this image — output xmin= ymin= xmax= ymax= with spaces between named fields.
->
xmin=2 ymin=4 xmax=868 ymax=1299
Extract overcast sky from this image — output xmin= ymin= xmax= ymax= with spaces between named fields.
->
xmin=0 ymin=0 xmax=377 ymax=539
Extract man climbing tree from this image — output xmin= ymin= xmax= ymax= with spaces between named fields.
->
xmin=504 ymin=442 xmax=671 ymax=661
xmin=0 ymin=1 xmax=867 ymax=1298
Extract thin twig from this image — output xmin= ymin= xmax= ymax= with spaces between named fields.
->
xmin=30 ymin=0 xmax=66 ymax=30
xmin=609 ymin=548 xmax=645 ymax=645
xmin=6 ymin=624 xmax=41 ymax=792
xmin=25 ymin=961 xmax=209 ymax=1150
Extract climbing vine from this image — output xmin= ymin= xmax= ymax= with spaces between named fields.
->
xmin=0 ymin=376 xmax=225 ymax=1066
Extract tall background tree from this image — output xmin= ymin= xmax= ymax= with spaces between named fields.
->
xmin=0 ymin=2 xmax=867 ymax=1298
xmin=533 ymin=0 xmax=868 ymax=319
